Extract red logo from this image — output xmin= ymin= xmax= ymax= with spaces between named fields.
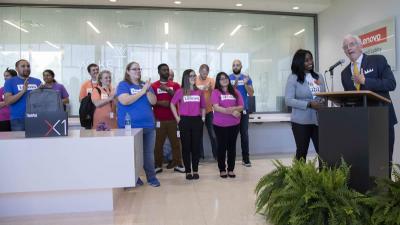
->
xmin=359 ymin=27 xmax=387 ymax=48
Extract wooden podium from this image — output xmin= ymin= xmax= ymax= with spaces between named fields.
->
xmin=315 ymin=91 xmax=390 ymax=193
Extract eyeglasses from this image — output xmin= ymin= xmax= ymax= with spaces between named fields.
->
xmin=129 ymin=68 xmax=142 ymax=72
xmin=219 ymin=77 xmax=228 ymax=81
xmin=343 ymin=41 xmax=359 ymax=50
xmin=189 ymin=74 xmax=197 ymax=78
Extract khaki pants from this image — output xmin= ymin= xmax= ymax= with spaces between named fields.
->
xmin=154 ymin=120 xmax=182 ymax=168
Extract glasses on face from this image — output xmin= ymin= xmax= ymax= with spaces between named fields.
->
xmin=343 ymin=41 xmax=358 ymax=50
xmin=189 ymin=74 xmax=197 ymax=78
xmin=130 ymin=68 xmax=142 ymax=72
xmin=219 ymin=77 xmax=228 ymax=81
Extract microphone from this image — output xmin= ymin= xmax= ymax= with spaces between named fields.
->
xmin=328 ymin=59 xmax=345 ymax=71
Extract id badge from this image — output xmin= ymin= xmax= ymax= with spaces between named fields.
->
xmin=109 ymin=112 xmax=114 ymax=119
xmin=243 ymin=110 xmax=247 ymax=115
xmin=177 ymin=130 xmax=180 ymax=138
xmin=156 ymin=121 xmax=161 ymax=128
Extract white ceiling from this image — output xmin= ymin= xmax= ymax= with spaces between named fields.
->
xmin=0 ymin=0 xmax=331 ymax=13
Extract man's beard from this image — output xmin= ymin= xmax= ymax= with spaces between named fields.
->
xmin=233 ymin=69 xmax=241 ymax=75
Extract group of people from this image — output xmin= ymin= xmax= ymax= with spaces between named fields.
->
xmin=0 ymin=59 xmax=254 ymax=187
xmin=285 ymin=34 xmax=397 ymax=176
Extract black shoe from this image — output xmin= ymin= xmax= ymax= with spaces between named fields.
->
xmin=193 ymin=173 xmax=200 ymax=180
xmin=174 ymin=165 xmax=185 ymax=173
xmin=220 ymin=171 xmax=228 ymax=178
xmin=166 ymin=161 xmax=175 ymax=169
xmin=186 ymin=173 xmax=193 ymax=180
xmin=242 ymin=159 xmax=252 ymax=167
xmin=228 ymin=171 xmax=236 ymax=178
xmin=155 ymin=167 xmax=163 ymax=174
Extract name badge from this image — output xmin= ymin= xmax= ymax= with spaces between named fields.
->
xmin=221 ymin=94 xmax=236 ymax=101
xmin=156 ymin=121 xmax=161 ymax=128
xmin=130 ymin=88 xmax=141 ymax=95
xmin=177 ymin=130 xmax=180 ymax=138
xmin=243 ymin=110 xmax=247 ymax=115
xmin=183 ymin=95 xmax=200 ymax=102
xmin=110 ymin=112 xmax=114 ymax=119
xmin=17 ymin=84 xmax=38 ymax=91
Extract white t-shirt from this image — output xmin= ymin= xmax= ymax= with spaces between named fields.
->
xmin=305 ymin=73 xmax=321 ymax=99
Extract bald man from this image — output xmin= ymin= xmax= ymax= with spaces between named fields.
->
xmin=341 ymin=34 xmax=397 ymax=176
xmin=229 ymin=59 xmax=254 ymax=167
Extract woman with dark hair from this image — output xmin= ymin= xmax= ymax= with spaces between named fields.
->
xmin=170 ymin=69 xmax=206 ymax=180
xmin=0 ymin=68 xmax=17 ymax=131
xmin=211 ymin=72 xmax=244 ymax=178
xmin=285 ymin=49 xmax=326 ymax=160
xmin=91 ymin=70 xmax=117 ymax=129
xmin=116 ymin=61 xmax=160 ymax=187
xmin=42 ymin=69 xmax=70 ymax=107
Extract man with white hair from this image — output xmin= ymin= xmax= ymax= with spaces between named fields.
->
xmin=341 ymin=34 xmax=397 ymax=176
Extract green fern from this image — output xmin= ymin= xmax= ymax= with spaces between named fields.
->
xmin=366 ymin=164 xmax=400 ymax=225
xmin=255 ymin=158 xmax=369 ymax=225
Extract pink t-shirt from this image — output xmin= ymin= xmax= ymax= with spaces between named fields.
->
xmin=211 ymin=89 xmax=244 ymax=127
xmin=171 ymin=89 xmax=206 ymax=116
xmin=0 ymin=87 xmax=10 ymax=121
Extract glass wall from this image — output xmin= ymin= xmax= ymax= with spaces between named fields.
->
xmin=0 ymin=6 xmax=316 ymax=115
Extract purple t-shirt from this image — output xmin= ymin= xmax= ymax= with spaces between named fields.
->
xmin=50 ymin=83 xmax=69 ymax=99
xmin=211 ymin=89 xmax=244 ymax=127
xmin=0 ymin=87 xmax=10 ymax=121
xmin=171 ymin=89 xmax=206 ymax=116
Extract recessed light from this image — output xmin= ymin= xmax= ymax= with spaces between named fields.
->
xmin=174 ymin=1 xmax=182 ymax=5
xmin=292 ymin=6 xmax=300 ymax=10
xmin=236 ymin=3 xmax=243 ymax=7
xmin=109 ymin=0 xmax=117 ymax=2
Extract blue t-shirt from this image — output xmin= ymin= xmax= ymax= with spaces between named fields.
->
xmin=116 ymin=81 xmax=155 ymax=129
xmin=229 ymin=73 xmax=253 ymax=110
xmin=4 ymin=76 xmax=42 ymax=119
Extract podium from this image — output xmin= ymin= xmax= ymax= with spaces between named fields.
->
xmin=316 ymin=91 xmax=390 ymax=193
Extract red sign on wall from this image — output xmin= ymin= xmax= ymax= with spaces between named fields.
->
xmin=359 ymin=27 xmax=387 ymax=48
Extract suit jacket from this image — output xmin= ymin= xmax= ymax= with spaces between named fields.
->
xmin=285 ymin=73 xmax=326 ymax=125
xmin=341 ymin=53 xmax=397 ymax=126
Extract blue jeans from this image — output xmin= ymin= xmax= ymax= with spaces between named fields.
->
xmin=163 ymin=138 xmax=172 ymax=161
xmin=143 ymin=128 xmax=157 ymax=181
xmin=10 ymin=118 xmax=25 ymax=131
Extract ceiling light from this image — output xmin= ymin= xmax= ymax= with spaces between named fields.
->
xmin=165 ymin=42 xmax=169 ymax=50
xmin=106 ymin=41 xmax=114 ymax=49
xmin=164 ymin=22 xmax=169 ymax=35
xmin=230 ymin=24 xmax=242 ymax=36
xmin=174 ymin=1 xmax=182 ymax=4
xmin=294 ymin=29 xmax=305 ymax=36
xmin=217 ymin=43 xmax=224 ymax=50
xmin=292 ymin=6 xmax=300 ymax=10
xmin=45 ymin=41 xmax=60 ymax=49
xmin=236 ymin=3 xmax=243 ymax=7
xmin=109 ymin=0 xmax=117 ymax=2
xmin=3 ymin=20 xmax=29 ymax=33
xmin=86 ymin=21 xmax=100 ymax=34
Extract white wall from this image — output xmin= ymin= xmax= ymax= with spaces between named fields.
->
xmin=318 ymin=0 xmax=400 ymax=164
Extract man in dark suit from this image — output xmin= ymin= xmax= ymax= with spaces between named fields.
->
xmin=341 ymin=34 xmax=397 ymax=176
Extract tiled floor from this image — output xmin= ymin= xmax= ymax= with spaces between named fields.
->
xmin=0 ymin=156 xmax=295 ymax=225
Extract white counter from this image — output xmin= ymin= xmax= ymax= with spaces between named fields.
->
xmin=0 ymin=129 xmax=143 ymax=217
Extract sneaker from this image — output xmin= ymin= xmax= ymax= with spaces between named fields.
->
xmin=166 ymin=161 xmax=175 ymax=169
xmin=155 ymin=167 xmax=163 ymax=174
xmin=242 ymin=159 xmax=252 ymax=167
xmin=220 ymin=171 xmax=228 ymax=178
xmin=136 ymin=177 xmax=144 ymax=186
xmin=228 ymin=171 xmax=236 ymax=178
xmin=148 ymin=178 xmax=161 ymax=187
xmin=174 ymin=165 xmax=185 ymax=173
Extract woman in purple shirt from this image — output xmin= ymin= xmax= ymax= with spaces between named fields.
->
xmin=0 ymin=68 xmax=17 ymax=132
xmin=211 ymin=72 xmax=244 ymax=178
xmin=42 ymin=69 xmax=70 ymax=108
xmin=171 ymin=69 xmax=206 ymax=180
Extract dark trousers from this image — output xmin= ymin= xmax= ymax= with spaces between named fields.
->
xmin=389 ymin=125 xmax=395 ymax=176
xmin=199 ymin=112 xmax=218 ymax=159
xmin=214 ymin=124 xmax=240 ymax=172
xmin=291 ymin=122 xmax=319 ymax=160
xmin=0 ymin=120 xmax=11 ymax=132
xmin=239 ymin=113 xmax=250 ymax=161
xmin=179 ymin=116 xmax=203 ymax=173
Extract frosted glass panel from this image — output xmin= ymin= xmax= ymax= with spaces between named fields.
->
xmin=0 ymin=7 xmax=315 ymax=115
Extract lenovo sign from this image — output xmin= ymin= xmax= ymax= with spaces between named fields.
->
xmin=359 ymin=27 xmax=387 ymax=48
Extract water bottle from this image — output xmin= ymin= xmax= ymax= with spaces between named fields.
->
xmin=125 ymin=113 xmax=131 ymax=131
